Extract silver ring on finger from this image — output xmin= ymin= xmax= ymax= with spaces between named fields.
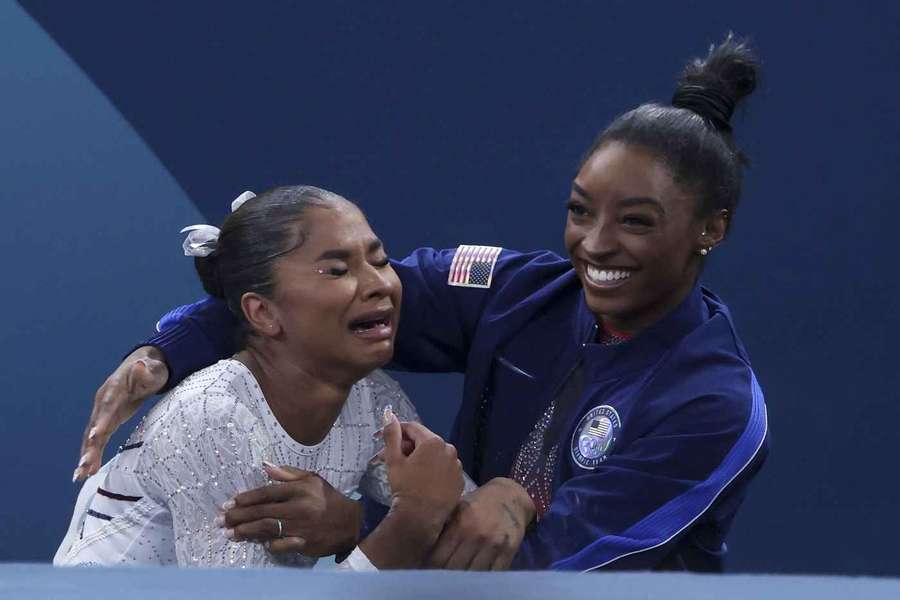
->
xmin=275 ymin=518 xmax=284 ymax=538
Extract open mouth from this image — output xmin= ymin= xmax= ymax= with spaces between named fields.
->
xmin=348 ymin=308 xmax=395 ymax=340
xmin=350 ymin=316 xmax=391 ymax=333
xmin=583 ymin=263 xmax=634 ymax=289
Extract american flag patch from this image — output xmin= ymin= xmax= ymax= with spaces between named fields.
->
xmin=448 ymin=244 xmax=502 ymax=288
xmin=588 ymin=419 xmax=611 ymax=438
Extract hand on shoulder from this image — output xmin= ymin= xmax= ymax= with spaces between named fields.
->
xmin=75 ymin=346 xmax=168 ymax=482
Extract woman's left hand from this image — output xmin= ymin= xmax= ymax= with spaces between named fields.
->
xmin=220 ymin=463 xmax=363 ymax=557
xmin=427 ymin=477 xmax=536 ymax=570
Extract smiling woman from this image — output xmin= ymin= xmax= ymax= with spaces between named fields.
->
xmin=566 ymin=143 xmax=721 ymax=334
xmin=565 ymin=33 xmax=754 ymax=336
xmin=56 ymin=186 xmax=468 ymax=569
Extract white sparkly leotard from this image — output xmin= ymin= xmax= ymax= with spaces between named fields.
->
xmin=55 ymin=359 xmax=418 ymax=568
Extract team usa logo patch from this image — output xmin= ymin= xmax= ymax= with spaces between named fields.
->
xmin=448 ymin=245 xmax=502 ymax=288
xmin=571 ymin=405 xmax=621 ymax=469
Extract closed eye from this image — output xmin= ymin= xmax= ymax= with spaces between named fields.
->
xmin=622 ymin=215 xmax=654 ymax=227
xmin=316 ymin=264 xmax=349 ymax=277
xmin=567 ymin=200 xmax=589 ymax=218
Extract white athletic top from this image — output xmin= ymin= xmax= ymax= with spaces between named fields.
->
xmin=55 ymin=359 xmax=418 ymax=569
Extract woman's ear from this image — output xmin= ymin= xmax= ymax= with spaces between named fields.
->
xmin=241 ymin=292 xmax=282 ymax=337
xmin=698 ymin=209 xmax=728 ymax=252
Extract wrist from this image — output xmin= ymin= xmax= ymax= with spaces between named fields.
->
xmin=135 ymin=345 xmax=165 ymax=362
xmin=338 ymin=499 xmax=365 ymax=553
xmin=388 ymin=496 xmax=448 ymax=545
xmin=488 ymin=477 xmax=536 ymax=526
xmin=358 ymin=496 xmax=450 ymax=569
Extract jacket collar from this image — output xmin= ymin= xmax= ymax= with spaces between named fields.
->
xmin=576 ymin=283 xmax=709 ymax=382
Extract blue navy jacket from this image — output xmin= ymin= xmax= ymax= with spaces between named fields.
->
xmin=147 ymin=247 xmax=769 ymax=571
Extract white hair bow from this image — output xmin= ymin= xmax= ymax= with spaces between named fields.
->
xmin=181 ymin=191 xmax=256 ymax=258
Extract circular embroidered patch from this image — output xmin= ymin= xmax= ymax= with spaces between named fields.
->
xmin=571 ymin=404 xmax=621 ymax=469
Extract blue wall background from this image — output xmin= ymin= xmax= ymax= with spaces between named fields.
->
xmin=2 ymin=1 xmax=898 ymax=574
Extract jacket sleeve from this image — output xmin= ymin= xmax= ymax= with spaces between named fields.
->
xmin=390 ymin=246 xmax=563 ymax=373
xmin=388 ymin=247 xmax=493 ymax=373
xmin=512 ymin=372 xmax=768 ymax=571
xmin=141 ymin=296 xmax=239 ymax=392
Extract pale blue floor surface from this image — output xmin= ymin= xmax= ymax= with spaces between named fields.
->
xmin=2 ymin=565 xmax=899 ymax=600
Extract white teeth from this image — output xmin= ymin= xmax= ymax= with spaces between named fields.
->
xmin=585 ymin=264 xmax=631 ymax=284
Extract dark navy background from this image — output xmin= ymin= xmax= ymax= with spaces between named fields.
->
xmin=3 ymin=1 xmax=898 ymax=574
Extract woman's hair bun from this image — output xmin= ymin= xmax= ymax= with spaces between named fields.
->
xmin=193 ymin=254 xmax=225 ymax=298
xmin=672 ymin=33 xmax=759 ymax=132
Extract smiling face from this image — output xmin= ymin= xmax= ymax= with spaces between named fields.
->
xmin=258 ymin=202 xmax=402 ymax=381
xmin=565 ymin=141 xmax=713 ymax=334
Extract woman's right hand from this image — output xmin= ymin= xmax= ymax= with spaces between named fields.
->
xmin=382 ymin=412 xmax=464 ymax=534
xmin=73 ymin=346 xmax=168 ymax=482
xmin=356 ymin=411 xmax=464 ymax=569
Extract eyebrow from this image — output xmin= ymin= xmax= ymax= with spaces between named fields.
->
xmin=619 ymin=197 xmax=666 ymax=216
xmin=572 ymin=182 xmax=592 ymax=200
xmin=315 ymin=239 xmax=383 ymax=262
xmin=572 ymin=183 xmax=666 ymax=216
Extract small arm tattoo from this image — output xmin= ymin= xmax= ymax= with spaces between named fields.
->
xmin=500 ymin=502 xmax=522 ymax=530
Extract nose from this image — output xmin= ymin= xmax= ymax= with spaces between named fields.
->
xmin=359 ymin=263 xmax=395 ymax=302
xmin=580 ymin=220 xmax=619 ymax=260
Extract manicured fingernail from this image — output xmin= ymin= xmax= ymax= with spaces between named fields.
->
xmin=78 ymin=454 xmax=89 ymax=468
xmin=72 ymin=468 xmax=80 ymax=483
xmin=382 ymin=404 xmax=393 ymax=427
xmin=224 ymin=528 xmax=235 ymax=540
xmin=262 ymin=460 xmax=277 ymax=470
xmin=214 ymin=514 xmax=225 ymax=528
xmin=222 ymin=499 xmax=235 ymax=511
xmin=88 ymin=427 xmax=98 ymax=441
